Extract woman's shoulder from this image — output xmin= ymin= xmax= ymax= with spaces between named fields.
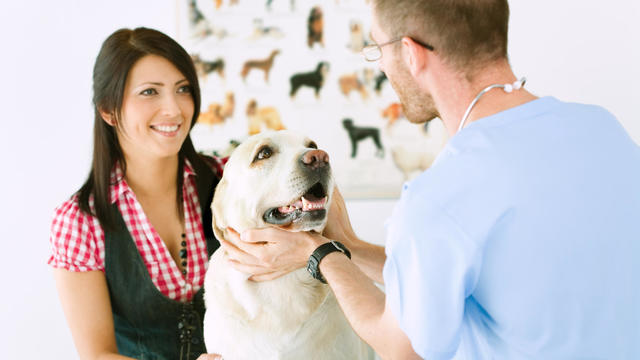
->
xmin=51 ymin=193 xmax=98 ymax=224
xmin=49 ymin=194 xmax=104 ymax=272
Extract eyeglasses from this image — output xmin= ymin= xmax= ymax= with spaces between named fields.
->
xmin=362 ymin=36 xmax=435 ymax=62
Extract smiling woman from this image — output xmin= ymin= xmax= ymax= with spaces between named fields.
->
xmin=107 ymin=55 xmax=195 ymax=160
xmin=47 ymin=27 xmax=224 ymax=360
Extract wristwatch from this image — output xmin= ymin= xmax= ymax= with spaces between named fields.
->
xmin=306 ymin=240 xmax=351 ymax=283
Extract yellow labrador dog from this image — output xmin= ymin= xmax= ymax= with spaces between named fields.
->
xmin=203 ymin=130 xmax=372 ymax=359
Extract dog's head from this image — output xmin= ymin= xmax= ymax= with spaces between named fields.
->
xmin=212 ymin=131 xmax=334 ymax=242
xmin=342 ymin=118 xmax=353 ymax=129
xmin=246 ymin=99 xmax=257 ymax=116
xmin=316 ymin=62 xmax=329 ymax=77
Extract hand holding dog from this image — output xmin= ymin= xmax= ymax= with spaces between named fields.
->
xmin=197 ymin=354 xmax=224 ymax=360
xmin=220 ymin=188 xmax=354 ymax=281
xmin=321 ymin=188 xmax=359 ymax=248
xmin=221 ymin=226 xmax=323 ymax=282
xmin=221 ymin=187 xmax=378 ymax=282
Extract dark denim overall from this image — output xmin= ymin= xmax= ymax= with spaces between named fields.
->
xmin=104 ymin=158 xmax=219 ymax=360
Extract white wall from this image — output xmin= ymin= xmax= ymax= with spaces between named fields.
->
xmin=1 ymin=0 xmax=637 ymax=358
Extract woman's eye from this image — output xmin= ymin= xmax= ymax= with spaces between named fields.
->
xmin=140 ymin=88 xmax=157 ymax=96
xmin=178 ymin=85 xmax=192 ymax=94
xmin=255 ymin=146 xmax=273 ymax=161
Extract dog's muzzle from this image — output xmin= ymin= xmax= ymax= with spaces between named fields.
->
xmin=263 ymin=182 xmax=328 ymax=226
xmin=263 ymin=149 xmax=331 ymax=227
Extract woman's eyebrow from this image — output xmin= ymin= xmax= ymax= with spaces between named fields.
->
xmin=136 ymin=79 xmax=188 ymax=87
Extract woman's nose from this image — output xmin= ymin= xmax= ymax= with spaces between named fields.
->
xmin=161 ymin=94 xmax=182 ymax=117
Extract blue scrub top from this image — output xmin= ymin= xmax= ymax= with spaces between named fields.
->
xmin=383 ymin=97 xmax=640 ymax=359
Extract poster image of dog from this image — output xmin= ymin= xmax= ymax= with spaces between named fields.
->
xmin=192 ymin=55 xmax=225 ymax=81
xmin=342 ymin=118 xmax=384 ymax=158
xmin=203 ymin=131 xmax=373 ymax=359
xmin=187 ymin=0 xmax=228 ymax=40
xmin=197 ymin=92 xmax=235 ymax=126
xmin=266 ymin=0 xmax=295 ymax=12
xmin=307 ymin=6 xmax=324 ymax=48
xmin=188 ymin=0 xmax=210 ymax=38
xmin=214 ymin=0 xmax=238 ymax=10
xmin=289 ymin=62 xmax=329 ymax=99
xmin=248 ymin=18 xmax=285 ymax=41
xmin=381 ymin=102 xmax=404 ymax=127
xmin=246 ymin=99 xmax=286 ymax=135
xmin=338 ymin=69 xmax=370 ymax=100
xmin=346 ymin=19 xmax=368 ymax=52
xmin=385 ymin=118 xmax=448 ymax=181
xmin=240 ymin=49 xmax=281 ymax=83
xmin=374 ymin=71 xmax=388 ymax=95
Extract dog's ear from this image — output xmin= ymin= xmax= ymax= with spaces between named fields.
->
xmin=211 ymin=178 xmax=228 ymax=243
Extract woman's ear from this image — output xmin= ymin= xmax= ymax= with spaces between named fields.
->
xmin=401 ymin=36 xmax=428 ymax=78
xmin=99 ymin=108 xmax=116 ymax=126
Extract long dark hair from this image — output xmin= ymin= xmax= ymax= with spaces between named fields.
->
xmin=77 ymin=27 xmax=205 ymax=231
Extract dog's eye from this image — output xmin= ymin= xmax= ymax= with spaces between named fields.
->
xmin=254 ymin=146 xmax=273 ymax=162
xmin=307 ymin=141 xmax=318 ymax=149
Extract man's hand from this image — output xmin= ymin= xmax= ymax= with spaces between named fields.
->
xmin=322 ymin=188 xmax=359 ymax=247
xmin=197 ymin=354 xmax=223 ymax=360
xmin=221 ymin=227 xmax=325 ymax=281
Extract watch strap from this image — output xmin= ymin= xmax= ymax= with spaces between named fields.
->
xmin=306 ymin=241 xmax=351 ymax=283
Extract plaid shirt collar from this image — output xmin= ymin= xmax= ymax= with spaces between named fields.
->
xmin=109 ymin=159 xmax=196 ymax=204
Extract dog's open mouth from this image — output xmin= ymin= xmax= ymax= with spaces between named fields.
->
xmin=263 ymin=182 xmax=328 ymax=226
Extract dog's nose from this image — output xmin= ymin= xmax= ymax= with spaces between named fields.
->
xmin=301 ymin=149 xmax=329 ymax=169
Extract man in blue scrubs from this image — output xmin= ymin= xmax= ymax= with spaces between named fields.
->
xmin=222 ymin=0 xmax=640 ymax=358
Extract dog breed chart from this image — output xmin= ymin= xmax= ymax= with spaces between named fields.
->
xmin=179 ymin=0 xmax=447 ymax=198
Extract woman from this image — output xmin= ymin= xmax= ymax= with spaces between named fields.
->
xmin=49 ymin=27 xmax=222 ymax=360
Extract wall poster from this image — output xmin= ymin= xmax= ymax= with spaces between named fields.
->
xmin=178 ymin=0 xmax=447 ymax=198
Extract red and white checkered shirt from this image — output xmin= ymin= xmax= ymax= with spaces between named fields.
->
xmin=48 ymin=158 xmax=223 ymax=302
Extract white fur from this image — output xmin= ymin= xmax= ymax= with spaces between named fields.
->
xmin=203 ymin=131 xmax=373 ymax=359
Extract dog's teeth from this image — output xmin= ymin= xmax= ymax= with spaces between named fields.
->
xmin=301 ymin=196 xmax=326 ymax=211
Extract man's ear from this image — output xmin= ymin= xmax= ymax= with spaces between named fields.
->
xmin=401 ymin=36 xmax=428 ymax=78
xmin=99 ymin=108 xmax=116 ymax=126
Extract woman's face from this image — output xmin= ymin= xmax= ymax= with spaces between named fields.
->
xmin=114 ymin=54 xmax=194 ymax=162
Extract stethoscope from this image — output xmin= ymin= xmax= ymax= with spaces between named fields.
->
xmin=457 ymin=77 xmax=527 ymax=133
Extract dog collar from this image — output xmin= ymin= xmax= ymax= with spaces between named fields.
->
xmin=306 ymin=240 xmax=351 ymax=283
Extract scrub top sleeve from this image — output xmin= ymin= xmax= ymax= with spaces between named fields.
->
xmin=383 ymin=199 xmax=483 ymax=360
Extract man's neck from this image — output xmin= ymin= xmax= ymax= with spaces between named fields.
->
xmin=429 ymin=60 xmax=538 ymax=137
